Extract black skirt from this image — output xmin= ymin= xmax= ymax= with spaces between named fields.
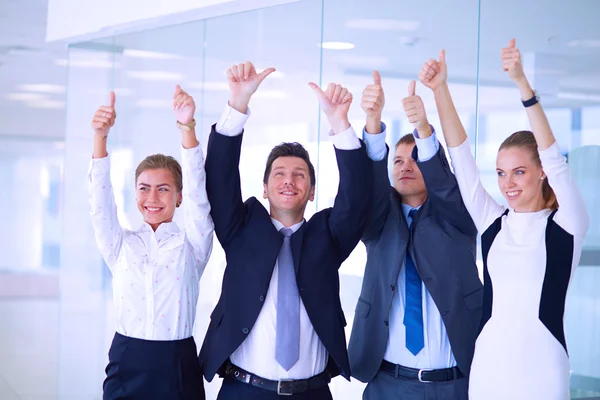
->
xmin=103 ymin=332 xmax=205 ymax=400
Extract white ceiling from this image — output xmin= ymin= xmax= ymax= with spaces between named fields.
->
xmin=1 ymin=0 xmax=599 ymax=143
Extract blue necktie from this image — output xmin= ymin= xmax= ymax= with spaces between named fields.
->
xmin=275 ymin=227 xmax=300 ymax=370
xmin=403 ymin=208 xmax=424 ymax=355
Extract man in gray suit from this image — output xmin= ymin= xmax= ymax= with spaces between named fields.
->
xmin=349 ymin=72 xmax=483 ymax=399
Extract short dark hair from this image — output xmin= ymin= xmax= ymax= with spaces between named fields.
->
xmin=395 ymin=133 xmax=416 ymax=149
xmin=263 ymin=142 xmax=316 ymax=187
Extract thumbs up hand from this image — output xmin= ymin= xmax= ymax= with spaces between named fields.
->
xmin=361 ymin=70 xmax=385 ymax=119
xmin=92 ymin=91 xmax=117 ymax=137
xmin=501 ymin=38 xmax=525 ymax=82
xmin=402 ymin=81 xmax=430 ymax=135
xmin=419 ymin=50 xmax=447 ymax=92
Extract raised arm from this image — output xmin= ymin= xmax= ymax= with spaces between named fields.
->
xmin=401 ymin=80 xmax=476 ymax=238
xmin=309 ymin=81 xmax=371 ymax=260
xmin=88 ymin=92 xmax=123 ymax=269
xmin=502 ymin=39 xmax=589 ymax=236
xmin=420 ymin=51 xmax=504 ymax=232
xmin=360 ymin=70 xmax=392 ymax=243
xmin=205 ymin=62 xmax=275 ymax=246
xmin=172 ymin=85 xmax=214 ymax=270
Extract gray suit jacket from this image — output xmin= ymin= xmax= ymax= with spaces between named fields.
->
xmin=348 ymin=143 xmax=483 ymax=383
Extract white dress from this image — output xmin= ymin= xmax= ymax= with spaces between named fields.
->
xmin=448 ymin=140 xmax=589 ymax=400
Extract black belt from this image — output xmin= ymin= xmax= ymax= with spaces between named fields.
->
xmin=380 ymin=360 xmax=463 ymax=383
xmin=223 ymin=362 xmax=331 ymax=396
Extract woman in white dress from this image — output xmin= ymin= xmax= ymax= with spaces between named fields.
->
xmin=89 ymin=86 xmax=214 ymax=399
xmin=417 ymin=39 xmax=590 ymax=399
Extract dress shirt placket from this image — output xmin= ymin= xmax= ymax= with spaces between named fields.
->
xmin=145 ymin=235 xmax=157 ymax=338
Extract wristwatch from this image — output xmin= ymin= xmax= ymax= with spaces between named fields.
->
xmin=521 ymin=90 xmax=539 ymax=108
xmin=176 ymin=119 xmax=196 ymax=131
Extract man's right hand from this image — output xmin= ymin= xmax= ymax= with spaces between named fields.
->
xmin=227 ymin=61 xmax=275 ymax=114
xmin=92 ymin=91 xmax=116 ymax=137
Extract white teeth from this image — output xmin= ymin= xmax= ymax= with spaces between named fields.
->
xmin=507 ymin=191 xmax=520 ymax=197
xmin=147 ymin=207 xmax=161 ymax=211
xmin=282 ymin=191 xmax=295 ymax=195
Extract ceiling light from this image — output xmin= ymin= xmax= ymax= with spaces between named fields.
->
xmin=567 ymin=39 xmax=600 ymax=48
xmin=26 ymin=100 xmax=66 ymax=109
xmin=557 ymin=92 xmax=600 ymax=102
xmin=17 ymin=84 xmax=66 ymax=94
xmin=6 ymin=93 xmax=48 ymax=101
xmin=346 ymin=19 xmax=420 ymax=31
xmin=127 ymin=71 xmax=184 ymax=81
xmin=123 ymin=49 xmax=183 ymax=60
xmin=320 ymin=42 xmax=355 ymax=50
xmin=55 ymin=59 xmax=115 ymax=68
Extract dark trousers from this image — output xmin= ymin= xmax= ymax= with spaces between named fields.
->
xmin=103 ymin=332 xmax=205 ymax=400
xmin=363 ymin=370 xmax=468 ymax=400
xmin=217 ymin=376 xmax=333 ymax=400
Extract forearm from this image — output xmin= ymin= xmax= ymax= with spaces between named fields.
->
xmin=433 ymin=83 xmax=467 ymax=148
xmin=93 ymin=134 xmax=108 ymax=158
xmin=181 ymin=128 xmax=199 ymax=149
xmin=365 ymin=116 xmax=382 ymax=135
xmin=514 ymin=78 xmax=555 ymax=151
xmin=328 ymin=115 xmax=351 ymax=135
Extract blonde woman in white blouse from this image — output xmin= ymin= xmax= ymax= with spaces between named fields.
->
xmin=417 ymin=39 xmax=589 ymax=400
xmin=89 ymin=86 xmax=214 ymax=400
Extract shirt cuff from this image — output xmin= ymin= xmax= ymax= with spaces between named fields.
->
xmin=362 ymin=122 xmax=387 ymax=161
xmin=88 ymin=155 xmax=110 ymax=183
xmin=181 ymin=143 xmax=202 ymax=163
xmin=413 ymin=125 xmax=439 ymax=162
xmin=538 ymin=141 xmax=562 ymax=161
xmin=329 ymin=126 xmax=361 ymax=150
xmin=215 ymin=104 xmax=251 ymax=136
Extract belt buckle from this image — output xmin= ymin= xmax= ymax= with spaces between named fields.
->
xmin=417 ymin=369 xmax=433 ymax=383
xmin=277 ymin=379 xmax=294 ymax=396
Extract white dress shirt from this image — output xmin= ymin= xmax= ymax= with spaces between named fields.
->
xmin=216 ymin=104 xmax=360 ymax=379
xmin=88 ymin=144 xmax=214 ymax=341
xmin=363 ymin=125 xmax=457 ymax=369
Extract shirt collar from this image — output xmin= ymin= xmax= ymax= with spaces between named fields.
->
xmin=270 ymin=218 xmax=305 ymax=233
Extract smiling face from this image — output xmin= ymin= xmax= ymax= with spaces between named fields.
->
xmin=136 ymin=168 xmax=182 ymax=230
xmin=263 ymin=156 xmax=315 ymax=216
xmin=392 ymin=142 xmax=427 ymax=206
xmin=496 ymin=146 xmax=546 ymax=212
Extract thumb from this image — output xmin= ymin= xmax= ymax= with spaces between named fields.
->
xmin=308 ymin=82 xmax=328 ymax=103
xmin=257 ymin=67 xmax=276 ymax=84
xmin=408 ymin=80 xmax=416 ymax=97
xmin=109 ymin=91 xmax=116 ymax=108
xmin=373 ymin=70 xmax=381 ymax=85
xmin=509 ymin=38 xmax=516 ymax=48
xmin=439 ymin=49 xmax=446 ymax=65
xmin=174 ymin=84 xmax=181 ymax=95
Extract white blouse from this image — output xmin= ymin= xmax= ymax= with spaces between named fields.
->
xmin=88 ymin=145 xmax=214 ymax=341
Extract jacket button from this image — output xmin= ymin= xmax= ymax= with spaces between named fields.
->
xmin=259 ymin=295 xmax=265 ymax=302
xmin=384 ymin=320 xmax=389 ymax=326
xmin=390 ymin=284 xmax=395 ymax=291
xmin=242 ymin=328 xmax=249 ymax=334
xmin=442 ymin=311 xmax=449 ymax=316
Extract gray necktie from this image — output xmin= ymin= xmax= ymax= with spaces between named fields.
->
xmin=275 ymin=227 xmax=300 ymax=371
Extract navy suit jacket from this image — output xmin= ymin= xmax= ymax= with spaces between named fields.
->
xmin=199 ymin=125 xmax=371 ymax=381
xmin=348 ymin=143 xmax=482 ymax=382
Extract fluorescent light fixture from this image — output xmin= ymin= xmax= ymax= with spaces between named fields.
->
xmin=320 ymin=42 xmax=355 ymax=50
xmin=346 ymin=19 xmax=420 ymax=31
xmin=26 ymin=100 xmax=66 ymax=109
xmin=6 ymin=93 xmax=48 ymax=101
xmin=127 ymin=70 xmax=184 ymax=81
xmin=188 ymin=81 xmax=229 ymax=91
xmin=567 ymin=39 xmax=600 ymax=48
xmin=55 ymin=59 xmax=115 ymax=69
xmin=135 ymin=99 xmax=172 ymax=108
xmin=88 ymin=88 xmax=134 ymax=96
xmin=17 ymin=84 xmax=66 ymax=94
xmin=557 ymin=92 xmax=600 ymax=102
xmin=254 ymin=90 xmax=286 ymax=99
xmin=336 ymin=55 xmax=390 ymax=69
xmin=123 ymin=49 xmax=183 ymax=60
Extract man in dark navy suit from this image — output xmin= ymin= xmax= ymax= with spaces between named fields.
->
xmin=199 ymin=61 xmax=371 ymax=400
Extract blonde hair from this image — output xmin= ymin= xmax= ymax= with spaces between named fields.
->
xmin=135 ymin=154 xmax=182 ymax=192
xmin=499 ymin=131 xmax=558 ymax=210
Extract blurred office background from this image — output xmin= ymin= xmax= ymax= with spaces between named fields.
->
xmin=0 ymin=0 xmax=598 ymax=398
